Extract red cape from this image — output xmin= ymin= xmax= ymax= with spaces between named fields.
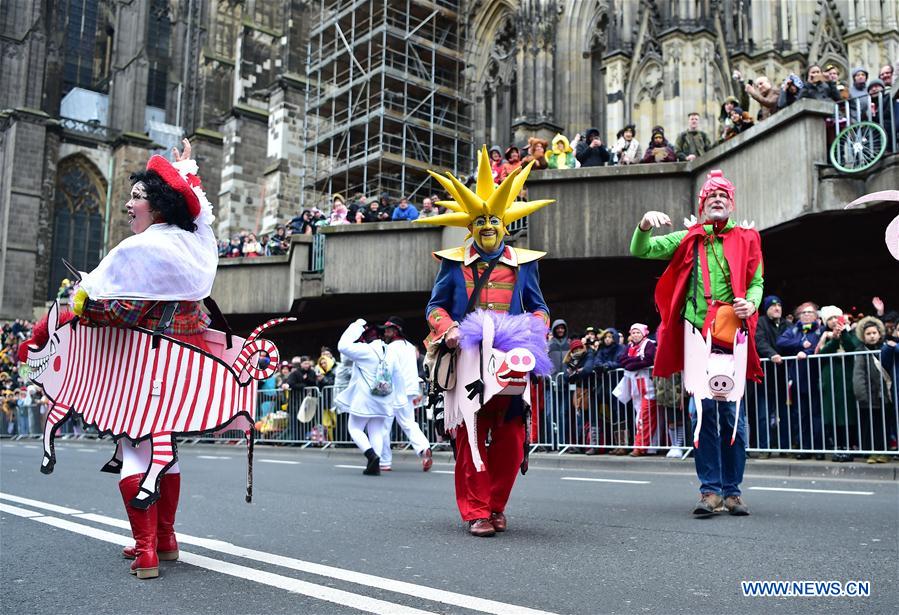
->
xmin=653 ymin=224 xmax=764 ymax=382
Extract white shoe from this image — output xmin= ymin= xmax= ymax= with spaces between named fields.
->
xmin=666 ymin=448 xmax=683 ymax=458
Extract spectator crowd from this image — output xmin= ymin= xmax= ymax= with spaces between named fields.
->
xmin=1 ymin=319 xmax=54 ymax=437
xmin=543 ymin=296 xmax=899 ymax=464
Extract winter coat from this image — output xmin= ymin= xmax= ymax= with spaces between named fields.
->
xmin=756 ymin=315 xmax=789 ymax=397
xmin=640 ymin=140 xmax=677 ymax=163
xmin=674 ymin=130 xmax=713 ymax=161
xmin=747 ymin=85 xmax=781 ymax=121
xmin=546 ymin=134 xmax=577 ymax=169
xmin=563 ymin=349 xmax=594 ymax=384
xmin=881 ymin=341 xmax=899 ymax=414
xmin=777 ymin=322 xmax=823 ymax=393
xmin=575 ymin=128 xmax=611 ymax=167
xmin=852 ymin=317 xmax=891 ymax=408
xmin=287 ymin=367 xmax=317 ymax=392
xmin=391 ymin=205 xmax=419 ymax=221
xmin=594 ymin=331 xmax=624 ymax=371
xmin=818 ymin=327 xmax=860 ymax=427
xmin=777 ymin=87 xmax=801 ymax=110
xmin=547 ymin=319 xmax=569 ymax=376
xmin=853 ymin=345 xmax=890 ymax=407
xmin=619 ymin=339 xmax=656 ymax=372
xmin=612 ymin=137 xmax=641 ymax=164
xmin=800 ymin=80 xmax=841 ymax=103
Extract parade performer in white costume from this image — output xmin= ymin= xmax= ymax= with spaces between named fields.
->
xmin=379 ymin=316 xmax=433 ymax=472
xmin=336 ymin=319 xmax=403 ymax=475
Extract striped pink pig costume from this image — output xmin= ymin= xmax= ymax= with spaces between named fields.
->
xmin=30 ymin=301 xmax=289 ymax=509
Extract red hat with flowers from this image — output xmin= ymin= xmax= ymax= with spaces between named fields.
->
xmin=146 ymin=155 xmax=202 ymax=219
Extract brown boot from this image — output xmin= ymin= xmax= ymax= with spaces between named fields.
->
xmin=489 ymin=512 xmax=507 ymax=532
xmin=119 ymin=475 xmax=159 ymax=579
xmin=468 ymin=518 xmax=496 ymax=537
xmin=692 ymin=493 xmax=723 ymax=517
xmin=724 ymin=495 xmax=750 ymax=516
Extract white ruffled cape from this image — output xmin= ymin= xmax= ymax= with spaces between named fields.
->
xmin=79 ymin=159 xmax=219 ymax=301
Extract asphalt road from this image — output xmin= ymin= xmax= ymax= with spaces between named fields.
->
xmin=1 ymin=439 xmax=897 ymax=615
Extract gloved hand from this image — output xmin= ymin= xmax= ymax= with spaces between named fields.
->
xmin=72 ymin=288 xmax=89 ymax=316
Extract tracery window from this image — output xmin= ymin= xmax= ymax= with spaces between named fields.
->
xmin=48 ymin=157 xmax=106 ymax=299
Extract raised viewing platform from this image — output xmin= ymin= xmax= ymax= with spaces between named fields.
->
xmin=213 ymin=99 xmax=898 ymax=320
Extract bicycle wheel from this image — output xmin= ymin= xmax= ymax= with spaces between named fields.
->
xmin=830 ymin=121 xmax=887 ymax=173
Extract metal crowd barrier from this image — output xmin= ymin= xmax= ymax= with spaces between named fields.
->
xmin=546 ymin=350 xmax=897 ymax=457
xmin=227 ymin=351 xmax=896 ymax=459
xmin=11 ymin=351 xmax=892 ymax=461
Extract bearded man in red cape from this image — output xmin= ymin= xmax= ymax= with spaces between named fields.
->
xmin=631 ymin=170 xmax=763 ymax=517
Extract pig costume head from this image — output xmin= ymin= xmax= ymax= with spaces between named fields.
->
xmin=23 ymin=302 xmax=76 ymax=400
xmin=682 ymin=323 xmax=749 ymax=448
xmin=443 ymin=310 xmax=550 ymax=471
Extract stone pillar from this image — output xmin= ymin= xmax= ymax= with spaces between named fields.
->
xmin=106 ymin=132 xmax=157 ymax=251
xmin=262 ymin=75 xmax=306 ymax=232
xmin=603 ymin=54 xmax=628 ymax=144
xmin=189 ymin=128 xmax=224 ymax=222
xmin=0 ymin=109 xmax=57 ymax=318
xmin=217 ymin=103 xmax=270 ymax=238
xmin=107 ymin=0 xmax=150 ymax=133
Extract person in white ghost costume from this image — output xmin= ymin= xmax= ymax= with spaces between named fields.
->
xmin=379 ymin=317 xmax=433 ymax=472
xmin=336 ymin=319 xmax=403 ymax=475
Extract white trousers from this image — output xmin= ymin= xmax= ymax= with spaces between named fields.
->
xmin=348 ymin=415 xmax=387 ymax=457
xmin=381 ymin=396 xmax=430 ymax=466
xmin=120 ymin=438 xmax=180 ymax=479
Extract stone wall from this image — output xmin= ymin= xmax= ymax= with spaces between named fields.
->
xmin=0 ymin=110 xmax=54 ymax=319
xmin=217 ymin=104 xmax=270 ymax=237
xmin=262 ymin=77 xmax=307 ymax=232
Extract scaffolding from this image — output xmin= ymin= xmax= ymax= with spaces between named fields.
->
xmin=302 ymin=0 xmax=471 ymax=206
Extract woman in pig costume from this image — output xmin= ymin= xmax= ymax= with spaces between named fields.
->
xmin=630 ymin=170 xmax=764 ymax=518
xmin=22 ymin=140 xmax=218 ymax=579
xmin=416 ymin=146 xmax=553 ymax=537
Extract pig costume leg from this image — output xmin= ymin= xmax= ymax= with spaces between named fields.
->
xmin=39 ymin=403 xmax=72 ymax=474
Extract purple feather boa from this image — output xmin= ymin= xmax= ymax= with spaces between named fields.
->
xmin=458 ymin=309 xmax=552 ymax=376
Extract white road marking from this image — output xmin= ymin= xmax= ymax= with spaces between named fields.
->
xmin=257 ymin=459 xmax=301 ymax=465
xmin=432 ymin=470 xmax=454 ymax=474
xmin=75 ymin=448 xmax=99 ymax=453
xmin=561 ymin=477 xmax=651 ymax=485
xmin=22 ymin=445 xmax=40 ymax=449
xmin=0 ymin=493 xmax=83 ymax=514
xmin=334 ymin=464 xmax=366 ymax=469
xmin=2 ymin=491 xmax=559 ymax=615
xmin=24 ymin=513 xmax=435 ymax=615
xmin=749 ymin=486 xmax=874 ymax=496
xmin=197 ymin=455 xmax=233 ymax=460
xmin=0 ymin=502 xmax=44 ymax=518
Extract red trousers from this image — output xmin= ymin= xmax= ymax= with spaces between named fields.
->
xmin=454 ymin=397 xmax=525 ymax=521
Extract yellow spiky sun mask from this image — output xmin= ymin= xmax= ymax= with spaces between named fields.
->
xmin=415 ymin=145 xmax=555 ymax=253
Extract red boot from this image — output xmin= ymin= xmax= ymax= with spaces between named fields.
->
xmin=155 ymin=473 xmax=180 ymax=560
xmin=119 ymin=475 xmax=159 ymax=579
xmin=122 ymin=473 xmax=180 ymax=561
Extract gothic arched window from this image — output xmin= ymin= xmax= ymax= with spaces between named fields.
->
xmin=48 ymin=156 xmax=107 ymax=299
